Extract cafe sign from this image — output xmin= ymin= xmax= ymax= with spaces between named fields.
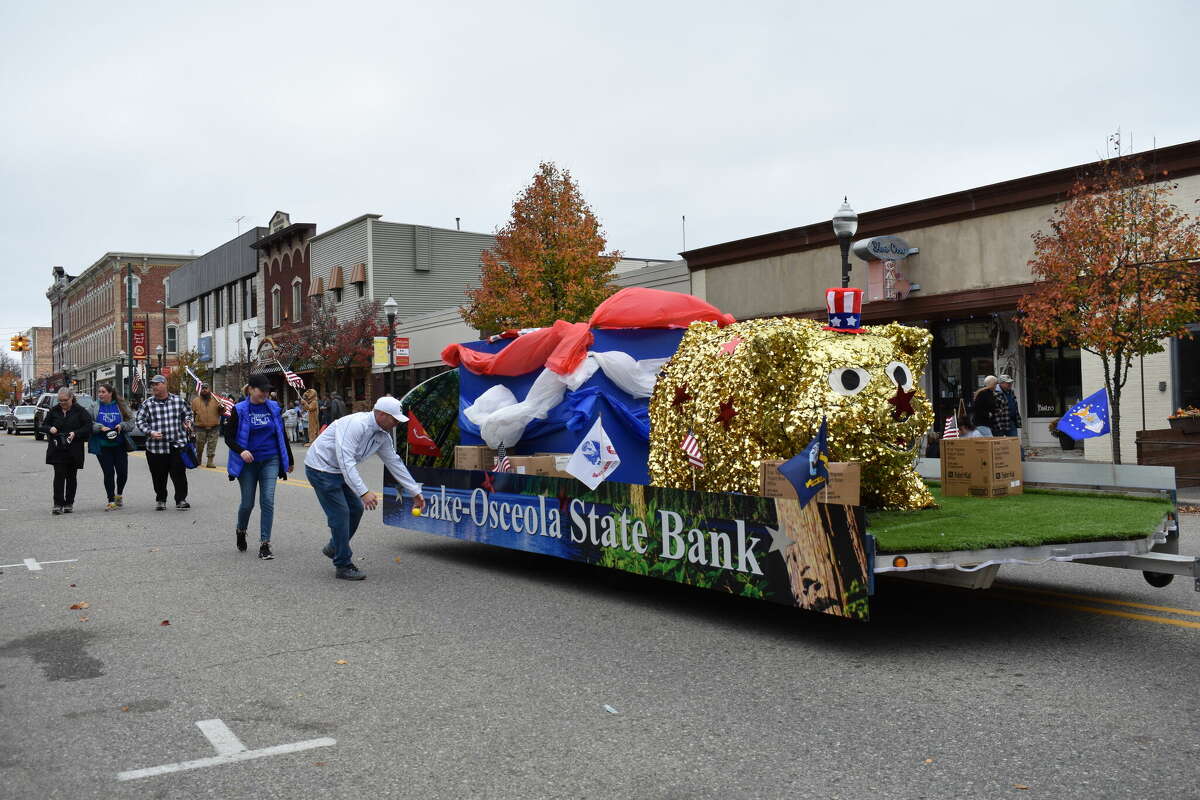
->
xmin=852 ymin=235 xmax=918 ymax=262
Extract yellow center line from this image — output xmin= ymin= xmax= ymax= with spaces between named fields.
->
xmin=131 ymin=452 xmax=376 ymax=492
xmin=993 ymin=591 xmax=1200 ymax=630
xmin=995 ymin=584 xmax=1200 ymax=618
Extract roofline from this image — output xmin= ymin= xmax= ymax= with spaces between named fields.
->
xmin=309 ymin=214 xmax=383 ymax=244
xmin=250 ymin=222 xmax=318 ymax=251
xmin=681 ymin=139 xmax=1200 ymax=270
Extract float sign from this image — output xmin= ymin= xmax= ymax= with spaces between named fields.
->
xmin=384 ymin=466 xmax=870 ymax=620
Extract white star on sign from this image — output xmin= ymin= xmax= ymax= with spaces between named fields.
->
xmin=765 ymin=525 xmax=793 ymax=554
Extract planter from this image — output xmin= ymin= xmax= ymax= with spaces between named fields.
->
xmin=1055 ymin=432 xmax=1077 ymax=451
xmin=1168 ymin=417 xmax=1200 ymax=434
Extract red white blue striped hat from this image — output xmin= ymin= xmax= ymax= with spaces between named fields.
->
xmin=823 ymin=288 xmax=866 ymax=333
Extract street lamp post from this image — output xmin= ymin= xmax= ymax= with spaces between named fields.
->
xmin=243 ymin=329 xmax=255 ymax=392
xmin=156 ymin=345 xmax=164 ymax=374
xmin=383 ymin=296 xmax=398 ymax=398
xmin=832 ymin=197 xmax=859 ymax=288
xmin=116 ymin=351 xmax=125 ymax=399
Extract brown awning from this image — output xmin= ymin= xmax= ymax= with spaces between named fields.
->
xmin=350 ymin=263 xmax=367 ymax=284
xmin=306 ymin=276 xmax=324 ymax=297
xmin=327 ymin=265 xmax=345 ymax=290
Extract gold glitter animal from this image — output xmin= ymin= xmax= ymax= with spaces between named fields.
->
xmin=648 ymin=317 xmax=934 ymax=510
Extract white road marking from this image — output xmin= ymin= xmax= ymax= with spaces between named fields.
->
xmin=0 ymin=558 xmax=78 ymax=571
xmin=195 ymin=719 xmax=247 ymax=756
xmin=116 ymin=718 xmax=335 ymax=782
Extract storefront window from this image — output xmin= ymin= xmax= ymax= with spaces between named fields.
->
xmin=1024 ymin=345 xmax=1082 ymax=417
xmin=1176 ymin=327 xmax=1200 ymax=409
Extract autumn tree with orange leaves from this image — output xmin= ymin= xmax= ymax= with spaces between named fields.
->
xmin=461 ymin=162 xmax=620 ymax=332
xmin=1018 ymin=154 xmax=1200 ymax=463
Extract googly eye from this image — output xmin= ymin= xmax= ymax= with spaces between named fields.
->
xmin=828 ymin=367 xmax=872 ymax=396
xmin=885 ymin=361 xmax=914 ymax=390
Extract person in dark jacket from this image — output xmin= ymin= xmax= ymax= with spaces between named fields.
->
xmin=225 ymin=373 xmax=294 ymax=560
xmin=44 ymin=387 xmax=93 ymax=515
xmin=971 ymin=376 xmax=998 ymax=436
xmin=329 ymin=393 xmax=348 ymax=421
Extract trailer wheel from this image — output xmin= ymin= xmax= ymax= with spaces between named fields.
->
xmin=1143 ymin=571 xmax=1174 ymax=588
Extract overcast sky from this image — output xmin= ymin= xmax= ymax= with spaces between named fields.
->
xmin=2 ymin=0 xmax=1197 ymax=335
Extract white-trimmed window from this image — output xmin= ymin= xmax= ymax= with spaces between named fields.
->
xmin=126 ymin=275 xmax=140 ymax=308
xmin=271 ymin=286 xmax=281 ymax=328
xmin=291 ymin=279 xmax=303 ymax=324
xmin=166 ymin=324 xmax=178 ymax=353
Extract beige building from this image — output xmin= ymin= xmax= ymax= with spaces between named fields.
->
xmin=683 ymin=141 xmax=1200 ymax=464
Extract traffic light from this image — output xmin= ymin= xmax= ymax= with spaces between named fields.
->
xmin=19 ymin=335 xmax=29 ymax=351
xmin=9 ymin=336 xmax=19 ymax=352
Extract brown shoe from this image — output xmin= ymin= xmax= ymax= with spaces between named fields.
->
xmin=206 ymin=461 xmax=215 ymax=468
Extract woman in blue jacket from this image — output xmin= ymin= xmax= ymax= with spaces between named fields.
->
xmin=225 ymin=373 xmax=294 ymax=559
xmin=89 ymin=383 xmax=135 ymax=511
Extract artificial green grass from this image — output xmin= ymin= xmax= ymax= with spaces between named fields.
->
xmin=868 ymin=486 xmax=1172 ymax=554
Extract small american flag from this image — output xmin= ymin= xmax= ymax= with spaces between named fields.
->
xmin=681 ymin=430 xmax=704 ymax=468
xmin=185 ymin=366 xmax=204 ymax=394
xmin=283 ymin=369 xmax=304 ymax=390
xmin=943 ymin=415 xmax=959 ymax=440
xmin=494 ymin=441 xmax=513 ymax=473
xmin=131 ymin=362 xmax=143 ymax=393
xmin=214 ymin=392 xmax=235 ymax=416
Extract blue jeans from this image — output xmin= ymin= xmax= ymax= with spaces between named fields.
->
xmin=237 ymin=457 xmax=279 ymax=542
xmin=305 ymin=465 xmax=364 ymax=568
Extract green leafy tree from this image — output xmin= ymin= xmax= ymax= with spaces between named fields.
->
xmin=461 ymin=162 xmax=620 ymax=332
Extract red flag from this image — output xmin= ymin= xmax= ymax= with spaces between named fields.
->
xmin=406 ymin=410 xmax=441 ymax=457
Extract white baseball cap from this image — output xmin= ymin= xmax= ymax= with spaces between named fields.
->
xmin=373 ymin=395 xmax=408 ymax=422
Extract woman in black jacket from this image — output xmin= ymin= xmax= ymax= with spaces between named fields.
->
xmin=970 ymin=376 xmax=998 ymax=436
xmin=44 ymin=387 xmax=93 ymax=515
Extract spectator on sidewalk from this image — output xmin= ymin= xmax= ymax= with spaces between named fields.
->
xmin=225 ymin=373 xmax=294 ymax=560
xmin=282 ymin=402 xmax=299 ymax=444
xmin=191 ymin=384 xmax=223 ymax=469
xmin=89 ymin=383 xmax=134 ymax=511
xmin=997 ymin=374 xmax=1022 ymax=437
xmin=302 ymin=388 xmax=320 ymax=444
xmin=294 ymin=400 xmax=308 ymax=443
xmin=135 ymin=375 xmax=194 ymax=511
xmin=329 ymin=392 xmax=348 ymax=422
xmin=304 ymin=396 xmax=425 ymax=581
xmin=971 ymin=376 xmax=998 ymax=436
xmin=44 ymin=387 xmax=92 ymax=515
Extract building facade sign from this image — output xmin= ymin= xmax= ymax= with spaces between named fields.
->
xmin=198 ymin=334 xmax=213 ymax=363
xmin=132 ymin=320 xmax=148 ymax=360
xmin=852 ymin=235 xmax=917 ymax=262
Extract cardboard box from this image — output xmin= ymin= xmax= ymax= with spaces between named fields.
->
xmin=940 ymin=438 xmax=1023 ymax=498
xmin=517 ymin=454 xmax=575 ymax=479
xmin=758 ymin=461 xmax=861 ymax=506
xmin=454 ymin=445 xmax=497 ymax=471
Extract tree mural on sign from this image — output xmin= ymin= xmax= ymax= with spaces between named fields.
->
xmin=1018 ymin=142 xmax=1200 ymax=463
xmin=461 ymin=161 xmax=621 ymax=332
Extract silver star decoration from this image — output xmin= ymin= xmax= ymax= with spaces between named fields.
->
xmin=845 ymin=314 xmax=858 ymax=326
xmin=830 ymin=315 xmax=843 ymax=326
xmin=765 ymin=524 xmax=793 ymax=554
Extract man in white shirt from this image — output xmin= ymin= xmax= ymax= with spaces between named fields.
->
xmin=304 ymin=396 xmax=426 ymax=580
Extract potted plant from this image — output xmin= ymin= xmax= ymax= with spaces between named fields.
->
xmin=1048 ymin=417 xmax=1076 ymax=450
xmin=1168 ymin=406 xmax=1200 ymax=434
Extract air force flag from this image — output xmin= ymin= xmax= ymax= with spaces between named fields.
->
xmin=777 ymin=417 xmax=831 ymax=509
xmin=1056 ymin=388 xmax=1111 ymax=440
xmin=566 ymin=417 xmax=621 ymax=490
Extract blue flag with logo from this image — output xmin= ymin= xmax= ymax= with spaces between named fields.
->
xmin=1056 ymin=388 xmax=1111 ymax=440
xmin=777 ymin=417 xmax=830 ymax=509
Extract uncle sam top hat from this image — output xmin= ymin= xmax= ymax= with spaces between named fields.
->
xmin=823 ymin=287 xmax=866 ymax=333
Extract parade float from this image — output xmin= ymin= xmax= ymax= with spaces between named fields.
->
xmin=383 ymin=288 xmax=1197 ymax=621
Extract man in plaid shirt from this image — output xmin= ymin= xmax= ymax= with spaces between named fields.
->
xmin=135 ymin=374 xmax=195 ymax=510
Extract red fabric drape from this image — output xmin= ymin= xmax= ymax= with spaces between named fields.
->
xmin=443 ymin=289 xmax=736 ymax=376
xmin=588 ymin=287 xmax=736 ymax=329
xmin=440 ymin=321 xmax=593 ymax=376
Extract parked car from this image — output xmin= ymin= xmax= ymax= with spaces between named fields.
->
xmin=0 ymin=404 xmax=11 ymax=418
xmin=5 ymin=405 xmax=39 ymax=435
xmin=33 ymin=391 xmax=93 ymax=440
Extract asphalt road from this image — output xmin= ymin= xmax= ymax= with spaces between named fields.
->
xmin=1 ymin=430 xmax=1197 ymax=800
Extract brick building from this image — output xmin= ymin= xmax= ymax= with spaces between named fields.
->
xmin=250 ymin=210 xmax=317 ymax=392
xmin=17 ymin=326 xmax=52 ymax=396
xmin=47 ymin=253 xmax=194 ymax=399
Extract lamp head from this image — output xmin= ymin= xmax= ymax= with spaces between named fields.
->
xmin=832 ymin=196 xmax=858 ymax=240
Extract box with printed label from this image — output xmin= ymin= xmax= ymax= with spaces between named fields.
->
xmin=454 ymin=445 xmax=497 ymax=472
xmin=940 ymin=438 xmax=1023 ymax=498
xmin=758 ymin=461 xmax=861 ymax=505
